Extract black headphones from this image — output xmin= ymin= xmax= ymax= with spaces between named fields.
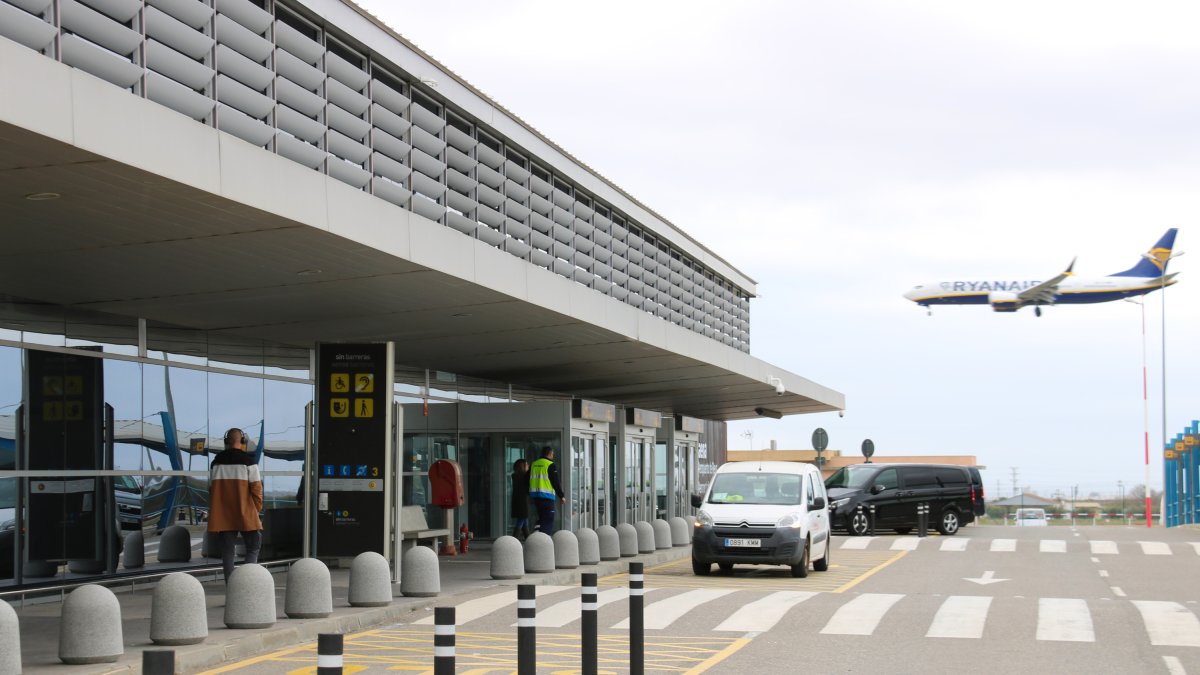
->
xmin=224 ymin=428 xmax=244 ymax=448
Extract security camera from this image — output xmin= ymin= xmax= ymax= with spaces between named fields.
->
xmin=838 ymin=411 xmax=845 ymax=418
xmin=768 ymin=376 xmax=785 ymax=396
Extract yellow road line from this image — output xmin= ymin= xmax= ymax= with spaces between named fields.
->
xmin=833 ymin=550 xmax=906 ymax=593
xmin=682 ymin=637 xmax=751 ymax=674
xmin=196 ymin=628 xmax=384 ymax=674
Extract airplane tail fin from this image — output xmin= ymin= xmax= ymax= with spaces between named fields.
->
xmin=1109 ymin=228 xmax=1178 ymax=278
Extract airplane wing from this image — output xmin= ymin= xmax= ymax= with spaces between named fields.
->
xmin=1017 ymin=258 xmax=1076 ymax=307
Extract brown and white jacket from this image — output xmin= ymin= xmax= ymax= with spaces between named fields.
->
xmin=207 ymin=449 xmax=263 ymax=532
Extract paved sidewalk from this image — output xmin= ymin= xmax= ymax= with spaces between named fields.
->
xmin=8 ymin=544 xmax=692 ymax=674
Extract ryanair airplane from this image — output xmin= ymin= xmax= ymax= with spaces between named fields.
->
xmin=904 ymin=229 xmax=1179 ymax=316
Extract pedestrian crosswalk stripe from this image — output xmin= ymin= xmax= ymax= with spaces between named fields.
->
xmin=1133 ymin=601 xmax=1200 ymax=647
xmin=713 ymin=590 xmax=817 ymax=633
xmin=1040 ymin=540 xmax=1067 ymax=553
xmin=1037 ymin=598 xmax=1093 ymax=642
xmin=1164 ymin=655 xmax=1187 ymax=675
xmin=1090 ymin=540 xmax=1118 ymax=554
xmin=611 ymin=588 xmax=734 ymax=630
xmin=890 ymin=538 xmax=920 ymax=551
xmin=413 ymin=586 xmax=572 ymax=625
xmin=1191 ymin=543 xmax=1200 ymax=556
xmin=527 ymin=587 xmax=660 ymax=628
xmin=820 ymin=593 xmax=904 ymax=636
xmin=1139 ymin=541 xmax=1171 ymax=556
xmin=927 ymin=596 xmax=992 ymax=639
xmin=990 ymin=538 xmax=1016 ymax=552
xmin=840 ymin=537 xmax=875 ymax=550
xmin=940 ymin=538 xmax=968 ymax=552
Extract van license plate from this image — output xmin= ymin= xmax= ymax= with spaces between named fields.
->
xmin=724 ymin=538 xmax=761 ymax=548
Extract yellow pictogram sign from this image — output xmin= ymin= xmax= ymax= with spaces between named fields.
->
xmin=42 ymin=376 xmax=63 ymax=396
xmin=1165 ymin=449 xmax=1178 ymax=460
xmin=43 ymin=401 xmax=63 ymax=421
xmin=354 ymin=398 xmax=374 ymax=418
xmin=355 ymin=373 xmax=374 ymax=393
xmin=331 ymin=373 xmax=350 ymax=393
xmin=65 ymin=400 xmax=84 ymax=421
xmin=64 ymin=376 xmax=83 ymax=395
xmin=330 ymin=398 xmax=350 ymax=418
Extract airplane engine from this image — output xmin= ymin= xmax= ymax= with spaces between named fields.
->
xmin=988 ymin=291 xmax=1020 ymax=312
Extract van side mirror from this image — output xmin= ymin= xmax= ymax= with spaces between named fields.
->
xmin=870 ymin=484 xmax=886 ymax=495
xmin=811 ymin=496 xmax=826 ymax=510
xmin=690 ymin=493 xmax=704 ymax=508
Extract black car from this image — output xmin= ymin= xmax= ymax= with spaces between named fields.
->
xmin=825 ymin=463 xmax=978 ymax=536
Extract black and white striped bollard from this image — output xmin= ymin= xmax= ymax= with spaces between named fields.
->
xmin=868 ymin=504 xmax=876 ymax=536
xmin=317 ymin=633 xmax=343 ymax=675
xmin=917 ymin=503 xmax=928 ymax=537
xmin=518 ymin=584 xmax=536 ymax=675
xmin=582 ymin=572 xmax=598 ymax=675
xmin=434 ymin=607 xmax=455 ymax=675
xmin=629 ymin=562 xmax=644 ymax=675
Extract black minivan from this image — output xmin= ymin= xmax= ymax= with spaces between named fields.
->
xmin=825 ymin=463 xmax=980 ymax=536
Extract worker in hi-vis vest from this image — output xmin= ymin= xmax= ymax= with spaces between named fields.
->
xmin=528 ymin=446 xmax=565 ymax=535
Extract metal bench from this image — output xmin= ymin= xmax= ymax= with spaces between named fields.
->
xmin=400 ymin=505 xmax=451 ymax=550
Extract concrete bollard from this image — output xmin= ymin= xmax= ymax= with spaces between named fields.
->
xmin=523 ymin=531 xmax=555 ymax=573
xmin=59 ymin=585 xmax=123 ymax=664
xmin=200 ymin=531 xmax=217 ymax=559
xmin=552 ymin=530 xmax=579 ymax=569
xmin=67 ymin=559 xmax=106 ymax=574
xmin=150 ymin=572 xmax=208 ymax=645
xmin=576 ymin=527 xmax=601 ymax=565
xmin=400 ymin=545 xmax=441 ymax=597
xmin=224 ymin=564 xmax=276 ymax=629
xmin=596 ymin=525 xmax=620 ymax=561
xmin=285 ymin=558 xmax=333 ymax=618
xmin=634 ymin=521 xmax=656 ymax=553
xmin=123 ymin=530 xmax=145 ymax=569
xmin=158 ymin=525 xmax=192 ymax=563
xmin=490 ymin=535 xmax=525 ymax=580
xmin=669 ymin=517 xmax=690 ymax=546
xmin=684 ymin=515 xmax=696 ymax=530
xmin=616 ymin=523 xmax=638 ymax=557
xmin=1 ymin=599 xmax=20 ymax=674
xmin=652 ymin=519 xmax=672 ymax=550
xmin=349 ymin=551 xmax=393 ymax=607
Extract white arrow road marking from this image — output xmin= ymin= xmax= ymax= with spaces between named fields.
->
xmin=964 ymin=570 xmax=1008 ymax=585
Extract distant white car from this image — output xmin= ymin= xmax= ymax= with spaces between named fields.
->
xmin=1015 ymin=508 xmax=1048 ymax=526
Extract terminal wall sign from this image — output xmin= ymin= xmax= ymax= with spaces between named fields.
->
xmin=315 ymin=343 xmax=394 ymax=558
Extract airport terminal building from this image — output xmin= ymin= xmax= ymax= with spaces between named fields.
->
xmin=0 ymin=0 xmax=843 ymax=589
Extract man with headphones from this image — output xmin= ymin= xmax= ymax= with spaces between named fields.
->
xmin=208 ymin=428 xmax=263 ymax=582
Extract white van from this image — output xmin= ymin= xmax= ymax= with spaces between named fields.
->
xmin=691 ymin=461 xmax=832 ymax=577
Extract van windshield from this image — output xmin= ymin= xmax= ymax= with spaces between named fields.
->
xmin=708 ymin=472 xmax=802 ymax=505
xmin=824 ymin=466 xmax=875 ymax=489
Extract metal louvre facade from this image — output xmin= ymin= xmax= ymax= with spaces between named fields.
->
xmin=0 ymin=0 xmax=753 ymax=352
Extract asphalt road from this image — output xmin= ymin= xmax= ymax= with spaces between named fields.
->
xmin=206 ymin=524 xmax=1200 ymax=674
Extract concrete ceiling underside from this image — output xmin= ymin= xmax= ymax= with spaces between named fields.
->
xmin=0 ymin=120 xmax=841 ymax=421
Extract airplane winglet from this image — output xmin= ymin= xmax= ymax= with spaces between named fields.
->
xmin=1064 ymin=257 xmax=1076 ymax=276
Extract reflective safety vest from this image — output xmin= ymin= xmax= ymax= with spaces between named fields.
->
xmin=529 ymin=457 xmax=555 ymax=500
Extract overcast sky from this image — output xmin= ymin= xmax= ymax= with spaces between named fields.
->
xmin=356 ymin=0 xmax=1200 ymax=500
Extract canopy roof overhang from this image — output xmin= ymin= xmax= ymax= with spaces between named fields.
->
xmin=0 ymin=49 xmax=843 ymax=421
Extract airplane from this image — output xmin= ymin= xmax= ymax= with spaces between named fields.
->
xmin=903 ymin=228 xmax=1179 ymax=317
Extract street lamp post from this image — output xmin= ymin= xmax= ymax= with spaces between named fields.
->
xmin=1118 ymin=480 xmax=1125 ymax=525
xmin=1145 ymin=248 xmax=1183 ymax=527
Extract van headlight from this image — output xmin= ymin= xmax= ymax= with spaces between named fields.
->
xmin=831 ymin=497 xmax=850 ymax=511
xmin=776 ymin=513 xmax=804 ymax=529
xmin=695 ymin=510 xmax=713 ymax=528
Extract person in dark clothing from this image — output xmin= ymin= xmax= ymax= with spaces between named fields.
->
xmin=528 ymin=446 xmax=565 ymax=535
xmin=510 ymin=459 xmax=530 ymax=540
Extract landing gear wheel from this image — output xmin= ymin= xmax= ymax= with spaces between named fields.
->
xmin=719 ymin=563 xmax=734 ymax=574
xmin=692 ymin=558 xmax=711 ymax=576
xmin=1035 ymin=306 xmax=1043 ymax=317
xmin=813 ymin=538 xmax=831 ymax=572
xmin=849 ymin=511 xmax=870 ymax=536
xmin=790 ymin=539 xmax=810 ymax=578
xmin=936 ymin=510 xmax=961 ymax=535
